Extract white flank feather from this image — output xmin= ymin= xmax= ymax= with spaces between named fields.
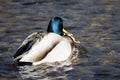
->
xmin=20 ymin=33 xmax=72 ymax=64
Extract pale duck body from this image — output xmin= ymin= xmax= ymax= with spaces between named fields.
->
xmin=20 ymin=33 xmax=73 ymax=65
xmin=13 ymin=17 xmax=80 ymax=66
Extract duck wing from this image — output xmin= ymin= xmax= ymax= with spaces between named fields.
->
xmin=13 ymin=31 xmax=47 ymax=61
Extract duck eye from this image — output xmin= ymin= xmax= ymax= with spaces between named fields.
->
xmin=59 ymin=21 xmax=63 ymax=24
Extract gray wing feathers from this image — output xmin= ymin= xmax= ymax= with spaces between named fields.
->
xmin=13 ymin=31 xmax=47 ymax=61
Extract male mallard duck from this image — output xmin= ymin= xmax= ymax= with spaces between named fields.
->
xmin=13 ymin=17 xmax=80 ymax=66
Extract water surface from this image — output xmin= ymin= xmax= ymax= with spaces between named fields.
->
xmin=0 ymin=0 xmax=120 ymax=80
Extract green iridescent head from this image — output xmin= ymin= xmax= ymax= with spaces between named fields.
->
xmin=47 ymin=17 xmax=65 ymax=35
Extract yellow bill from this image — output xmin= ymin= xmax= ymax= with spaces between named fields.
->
xmin=63 ymin=28 xmax=68 ymax=35
xmin=63 ymin=28 xmax=80 ymax=44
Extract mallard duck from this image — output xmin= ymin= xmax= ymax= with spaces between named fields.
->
xmin=13 ymin=17 xmax=80 ymax=66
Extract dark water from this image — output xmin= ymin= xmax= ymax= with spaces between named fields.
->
xmin=0 ymin=0 xmax=120 ymax=80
